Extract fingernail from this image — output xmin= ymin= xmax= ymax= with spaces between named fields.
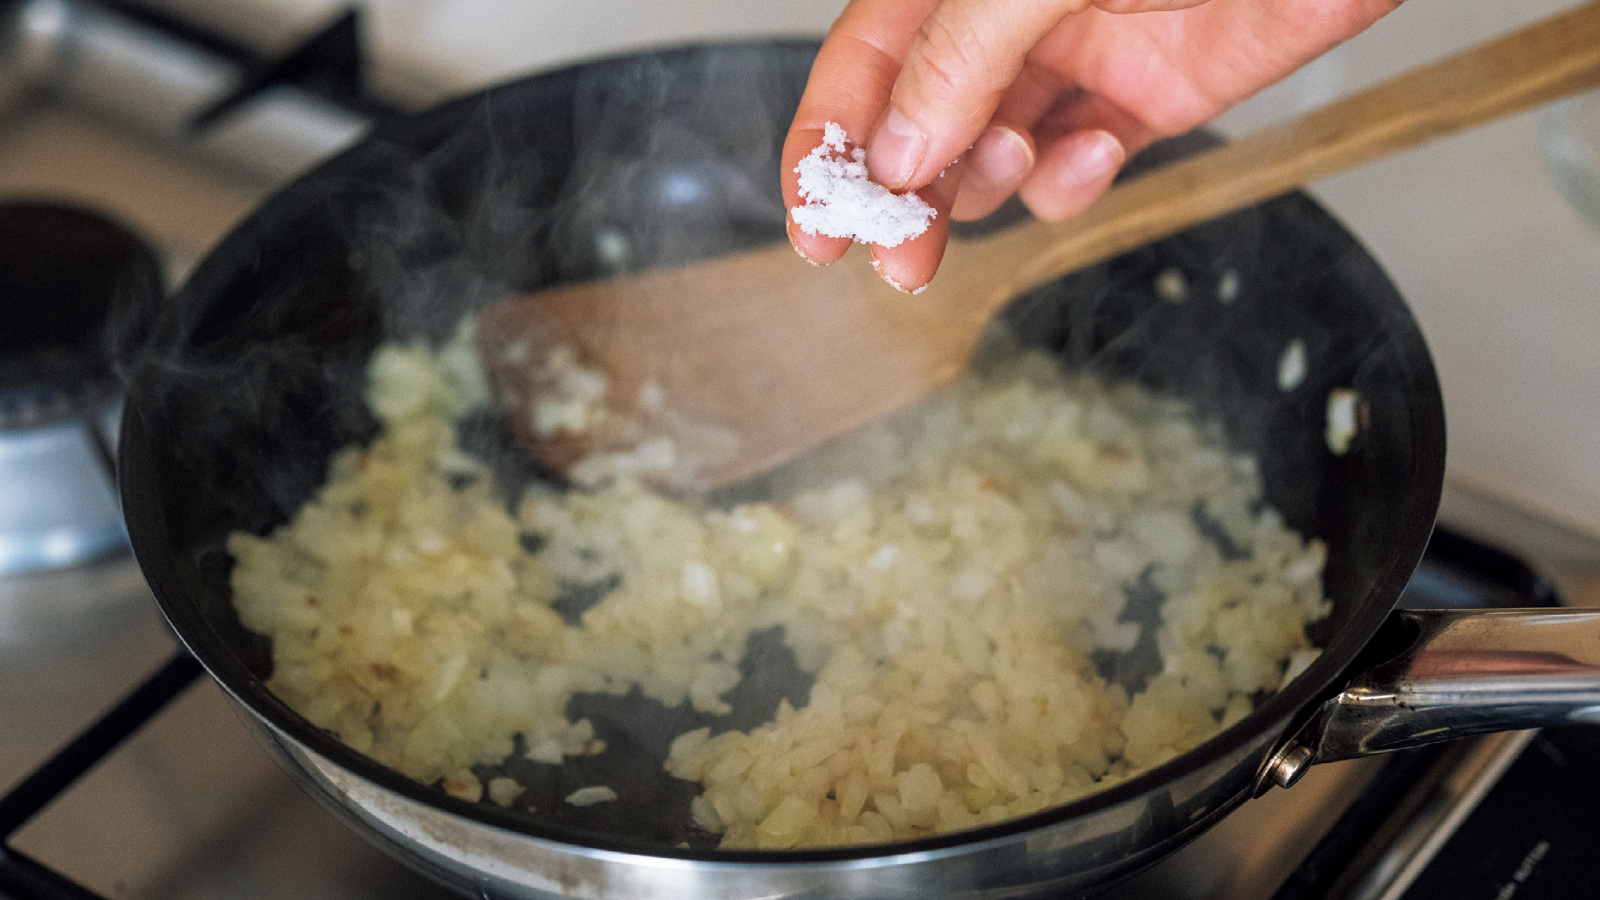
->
xmin=1025 ymin=130 xmax=1127 ymax=221
xmin=968 ymin=126 xmax=1035 ymax=190
xmin=868 ymin=108 xmax=927 ymax=189
xmin=1063 ymin=130 xmax=1125 ymax=188
xmin=870 ymin=252 xmax=924 ymax=294
xmin=786 ymin=217 xmax=824 ymax=266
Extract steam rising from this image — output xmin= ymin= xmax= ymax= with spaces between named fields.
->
xmin=115 ymin=39 xmax=1440 ymax=853
xmin=124 ymin=43 xmax=810 ymax=529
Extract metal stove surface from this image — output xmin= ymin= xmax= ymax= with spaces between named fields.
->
xmin=2 ymin=24 xmax=1599 ymax=899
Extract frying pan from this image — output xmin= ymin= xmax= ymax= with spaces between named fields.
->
xmin=117 ymin=40 xmax=1598 ymax=900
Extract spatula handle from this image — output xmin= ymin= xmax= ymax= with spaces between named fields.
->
xmin=950 ymin=0 xmax=1600 ymax=308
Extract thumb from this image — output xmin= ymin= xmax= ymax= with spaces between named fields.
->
xmin=867 ymin=0 xmax=1093 ymax=191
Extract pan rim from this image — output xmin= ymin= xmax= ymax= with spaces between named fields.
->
xmin=117 ymin=35 xmax=1446 ymax=869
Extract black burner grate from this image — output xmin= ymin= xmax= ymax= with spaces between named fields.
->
xmin=0 ymin=653 xmax=202 ymax=900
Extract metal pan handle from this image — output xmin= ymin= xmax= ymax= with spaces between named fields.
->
xmin=1258 ymin=608 xmax=1600 ymax=792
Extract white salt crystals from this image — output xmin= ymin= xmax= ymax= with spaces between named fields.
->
xmin=791 ymin=122 xmax=936 ymax=248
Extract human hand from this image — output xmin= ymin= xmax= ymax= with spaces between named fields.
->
xmin=782 ymin=0 xmax=1402 ymax=292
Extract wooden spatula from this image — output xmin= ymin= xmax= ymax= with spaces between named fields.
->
xmin=480 ymin=1 xmax=1600 ymax=492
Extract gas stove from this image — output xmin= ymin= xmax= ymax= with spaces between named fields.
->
xmin=1 ymin=2 xmax=1599 ymax=899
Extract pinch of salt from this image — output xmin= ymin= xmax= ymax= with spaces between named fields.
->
xmin=790 ymin=122 xmax=936 ymax=248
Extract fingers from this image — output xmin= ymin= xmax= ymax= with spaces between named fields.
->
xmin=783 ymin=118 xmax=958 ymax=292
xmin=867 ymin=0 xmax=1213 ymax=200
xmin=947 ymin=60 xmax=1063 ymax=221
xmin=783 ymin=0 xmax=1146 ymax=284
xmin=783 ymin=0 xmax=943 ymax=266
xmin=789 ymin=0 xmax=1406 ymax=290
xmin=783 ymin=120 xmax=854 ymax=267
xmin=1018 ymin=129 xmax=1126 ymax=221
xmin=786 ymin=213 xmax=852 ymax=268
xmin=783 ymin=119 xmax=954 ymax=271
xmin=869 ymin=165 xmax=961 ymax=293
xmin=949 ymin=124 xmax=1035 ymax=221
xmin=866 ymin=0 xmax=1094 ymax=192
xmin=951 ymin=65 xmax=1147 ymax=223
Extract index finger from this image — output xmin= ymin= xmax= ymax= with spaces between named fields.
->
xmin=782 ymin=0 xmax=944 ymax=269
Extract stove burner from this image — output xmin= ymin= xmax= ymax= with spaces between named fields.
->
xmin=0 ymin=200 xmax=161 ymax=577
xmin=0 ymin=202 xmax=157 ymax=430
